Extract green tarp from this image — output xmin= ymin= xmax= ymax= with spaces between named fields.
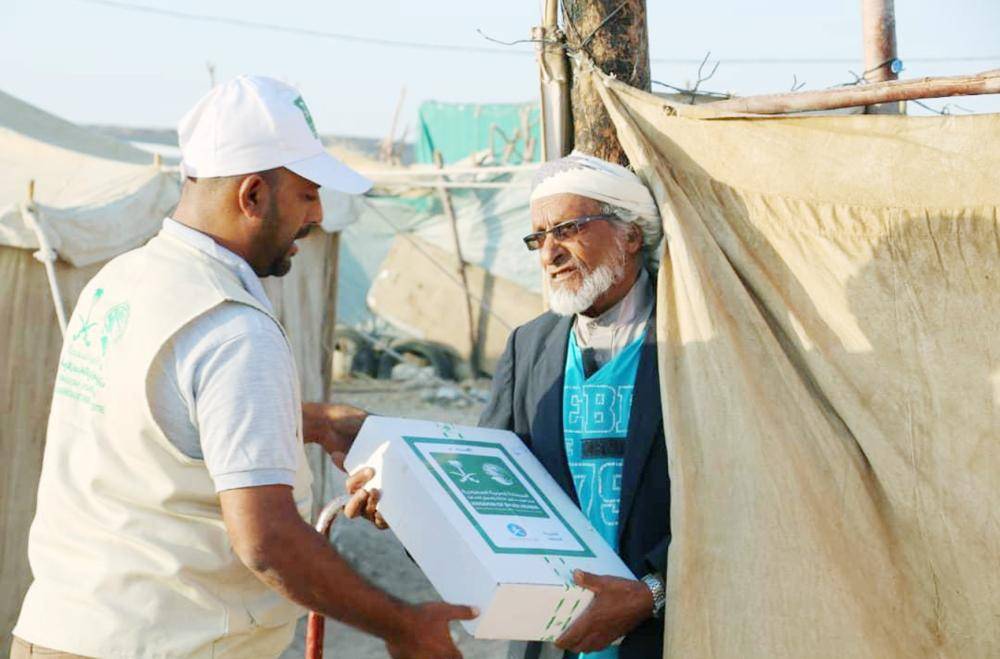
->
xmin=416 ymin=100 xmax=540 ymax=165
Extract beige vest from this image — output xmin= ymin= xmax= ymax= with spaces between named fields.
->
xmin=15 ymin=232 xmax=313 ymax=658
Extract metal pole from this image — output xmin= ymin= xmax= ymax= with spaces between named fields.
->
xmin=304 ymin=495 xmax=351 ymax=659
xmin=534 ymin=0 xmax=570 ymax=311
xmin=535 ymin=0 xmax=572 ymax=161
xmin=861 ymin=0 xmax=901 ymax=114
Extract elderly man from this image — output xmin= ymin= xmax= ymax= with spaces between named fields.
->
xmin=479 ymin=152 xmax=669 ymax=659
xmin=347 ymin=152 xmax=668 ymax=659
xmin=11 ymin=76 xmax=473 ymax=659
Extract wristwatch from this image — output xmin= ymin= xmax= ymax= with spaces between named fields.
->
xmin=641 ymin=573 xmax=666 ymax=618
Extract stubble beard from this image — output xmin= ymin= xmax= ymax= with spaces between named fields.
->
xmin=262 ymin=200 xmax=311 ymax=278
xmin=267 ymin=253 xmax=293 ymax=278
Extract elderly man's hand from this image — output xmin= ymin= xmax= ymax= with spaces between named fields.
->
xmin=344 ymin=467 xmax=389 ymax=530
xmin=301 ymin=402 xmax=368 ymax=470
xmin=555 ymin=570 xmax=653 ymax=654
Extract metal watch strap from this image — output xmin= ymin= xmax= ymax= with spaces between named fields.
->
xmin=641 ymin=573 xmax=666 ymax=618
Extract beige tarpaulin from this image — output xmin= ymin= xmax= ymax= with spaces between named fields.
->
xmin=585 ymin=62 xmax=999 ymax=658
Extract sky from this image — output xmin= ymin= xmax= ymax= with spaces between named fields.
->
xmin=2 ymin=0 xmax=999 ymax=139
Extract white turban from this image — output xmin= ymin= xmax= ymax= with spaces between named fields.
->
xmin=530 ymin=151 xmax=662 ymax=261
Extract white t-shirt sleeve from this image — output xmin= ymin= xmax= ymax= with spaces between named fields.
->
xmin=189 ymin=311 xmax=301 ymax=492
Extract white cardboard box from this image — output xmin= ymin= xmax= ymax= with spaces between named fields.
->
xmin=343 ymin=416 xmax=635 ymax=641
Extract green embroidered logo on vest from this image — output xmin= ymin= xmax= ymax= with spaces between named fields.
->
xmin=293 ymin=96 xmax=318 ymax=138
xmin=72 ymin=288 xmax=131 ymax=356
xmin=58 ymin=287 xmax=132 ymax=414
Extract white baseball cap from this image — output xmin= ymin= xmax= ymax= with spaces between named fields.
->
xmin=178 ymin=75 xmax=372 ymax=194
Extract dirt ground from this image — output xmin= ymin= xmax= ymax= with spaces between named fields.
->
xmin=281 ymin=377 xmax=510 ymax=659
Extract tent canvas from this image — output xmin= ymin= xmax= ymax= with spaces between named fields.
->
xmin=0 ymin=89 xmax=179 ymax=267
xmin=581 ymin=61 xmax=999 ymax=658
xmin=337 ymin=170 xmax=539 ymax=332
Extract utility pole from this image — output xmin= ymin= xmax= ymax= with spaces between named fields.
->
xmin=861 ymin=0 xmax=902 ymax=114
xmin=563 ymin=0 xmax=650 ymax=166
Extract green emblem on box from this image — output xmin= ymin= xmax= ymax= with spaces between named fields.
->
xmin=431 ymin=452 xmax=548 ymax=518
xmin=404 ymin=436 xmax=594 ymax=557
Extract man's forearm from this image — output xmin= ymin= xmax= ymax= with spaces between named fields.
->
xmin=248 ymin=514 xmax=410 ymax=642
xmin=222 ymin=486 xmax=412 ymax=644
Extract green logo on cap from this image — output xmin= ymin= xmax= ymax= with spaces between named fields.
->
xmin=293 ymin=96 xmax=318 ymax=138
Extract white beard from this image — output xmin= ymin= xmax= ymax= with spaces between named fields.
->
xmin=547 ymin=261 xmax=624 ymax=316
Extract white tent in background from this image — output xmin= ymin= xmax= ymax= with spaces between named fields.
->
xmin=0 ymin=89 xmax=179 ymax=268
xmin=0 ymin=90 xmax=350 ymax=642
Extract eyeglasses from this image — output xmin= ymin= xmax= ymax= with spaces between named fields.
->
xmin=522 ymin=215 xmax=611 ymax=251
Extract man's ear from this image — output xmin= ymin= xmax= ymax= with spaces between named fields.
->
xmin=236 ymin=174 xmax=272 ymax=220
xmin=625 ymin=223 xmax=643 ymax=255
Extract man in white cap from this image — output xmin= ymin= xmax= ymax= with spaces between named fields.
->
xmin=346 ymin=152 xmax=669 ymax=659
xmin=11 ymin=75 xmax=475 ymax=659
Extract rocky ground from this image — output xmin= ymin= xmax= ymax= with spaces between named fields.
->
xmin=281 ymin=377 xmax=510 ymax=659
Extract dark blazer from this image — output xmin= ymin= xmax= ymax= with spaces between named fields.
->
xmin=479 ymin=310 xmax=669 ymax=659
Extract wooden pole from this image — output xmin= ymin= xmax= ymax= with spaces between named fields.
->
xmin=320 ymin=232 xmax=341 ymax=402
xmin=564 ymin=0 xmax=650 ymax=166
xmin=434 ymin=150 xmax=479 ymax=373
xmin=861 ymin=0 xmax=901 ymax=114
xmin=535 ymin=0 xmax=572 ymax=161
xmin=379 ymin=86 xmax=407 ymax=163
xmin=703 ymin=69 xmax=1000 ymax=115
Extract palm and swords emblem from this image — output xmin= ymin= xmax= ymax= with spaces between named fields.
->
xmin=446 ymin=459 xmax=479 ymax=484
xmin=71 ymin=287 xmax=131 ymax=355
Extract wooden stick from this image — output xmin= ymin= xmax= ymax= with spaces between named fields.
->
xmin=379 ymin=86 xmax=406 ymax=163
xmin=370 ymin=181 xmax=527 ymax=190
xmin=358 ymin=163 xmax=538 ymax=178
xmin=434 ymin=150 xmax=480 ymax=373
xmin=703 ymin=69 xmax=1000 ymax=115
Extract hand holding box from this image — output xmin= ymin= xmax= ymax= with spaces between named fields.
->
xmin=344 ymin=416 xmax=636 ymax=641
